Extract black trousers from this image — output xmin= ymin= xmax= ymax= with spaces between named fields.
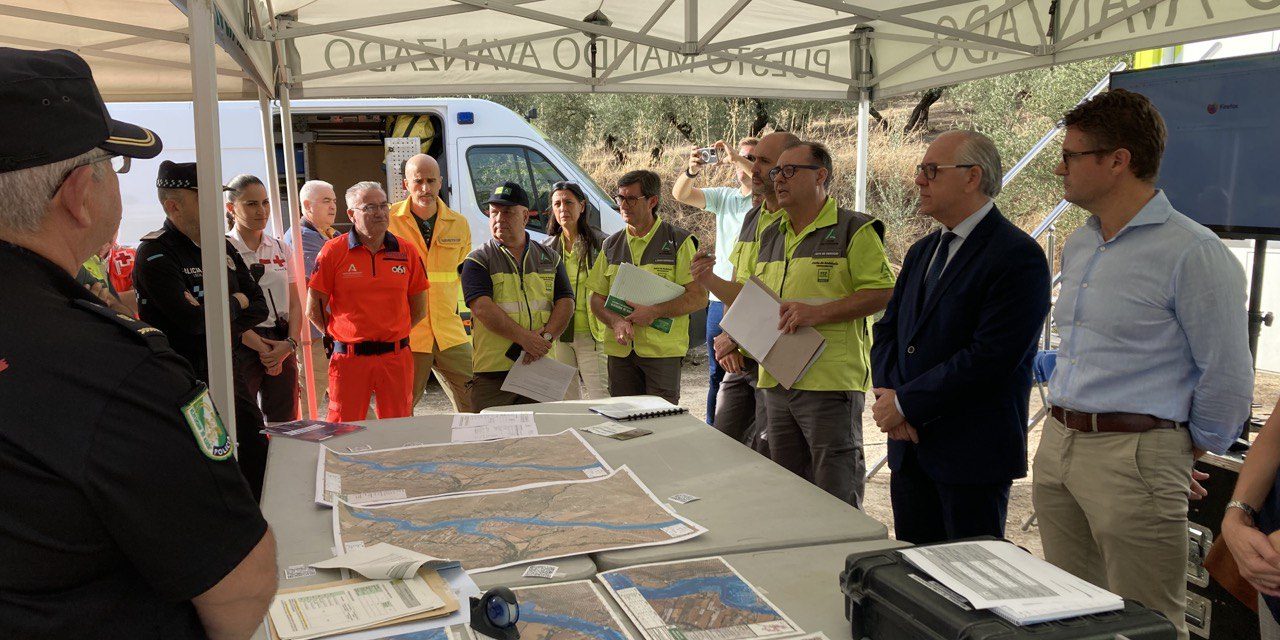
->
xmin=607 ymin=354 xmax=681 ymax=405
xmin=231 ymin=344 xmax=272 ymax=502
xmin=889 ymin=441 xmax=1012 ymax=544
xmin=712 ymin=359 xmax=768 ymax=456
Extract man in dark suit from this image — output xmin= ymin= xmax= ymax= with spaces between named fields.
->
xmin=870 ymin=130 xmax=1051 ymax=543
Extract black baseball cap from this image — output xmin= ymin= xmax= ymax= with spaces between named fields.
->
xmin=484 ymin=181 xmax=530 ymax=208
xmin=0 ymin=48 xmax=162 ymax=174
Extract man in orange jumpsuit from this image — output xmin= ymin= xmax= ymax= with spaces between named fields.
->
xmin=307 ymin=181 xmax=428 ymax=421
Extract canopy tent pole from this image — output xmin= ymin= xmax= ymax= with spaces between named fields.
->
xmin=855 ymin=89 xmax=869 ymax=212
xmin=188 ymin=0 xmax=237 ymax=440
xmin=277 ymin=85 xmax=318 ymax=419
xmin=852 ymin=27 xmax=873 ymax=213
xmin=258 ymin=88 xmax=317 ymax=419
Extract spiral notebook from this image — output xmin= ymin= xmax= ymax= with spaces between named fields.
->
xmin=589 ymin=398 xmax=687 ymax=421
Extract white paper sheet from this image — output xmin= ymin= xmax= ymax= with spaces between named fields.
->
xmin=311 ymin=543 xmax=455 ymax=581
xmin=449 ymin=412 xmax=537 ymax=442
xmin=609 ymin=262 xmax=686 ymax=305
xmin=718 ymin=277 xmax=783 ymax=361
xmin=899 ymin=540 xmax=1123 ymax=623
xmin=500 ymin=353 xmax=576 ymax=403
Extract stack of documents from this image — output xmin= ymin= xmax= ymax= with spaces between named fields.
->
xmin=899 ymin=540 xmax=1124 ymax=625
xmin=605 ymin=262 xmax=686 ymax=332
xmin=719 ymin=276 xmax=825 ymax=389
xmin=266 ymin=567 xmax=458 ymax=640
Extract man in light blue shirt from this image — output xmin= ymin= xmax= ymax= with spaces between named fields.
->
xmin=1034 ymin=89 xmax=1253 ymax=640
xmin=672 ymin=137 xmax=758 ymax=424
xmin=284 ymin=179 xmax=339 ymax=417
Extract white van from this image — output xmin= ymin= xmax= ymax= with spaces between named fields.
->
xmin=106 ymin=98 xmax=625 ymax=248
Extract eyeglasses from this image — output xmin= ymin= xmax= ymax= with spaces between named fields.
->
xmin=612 ymin=193 xmax=648 ymax=204
xmin=767 ymin=164 xmax=821 ymax=181
xmin=1059 ymin=148 xmax=1116 ymax=165
xmin=51 ymin=151 xmax=129 ymax=197
xmin=552 ymin=181 xmax=579 ymax=190
xmin=915 ymin=163 xmax=976 ymax=181
xmin=355 ymin=202 xmax=391 ymax=214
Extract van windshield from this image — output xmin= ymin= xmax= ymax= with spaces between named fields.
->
xmin=541 ymin=138 xmax=619 ymax=210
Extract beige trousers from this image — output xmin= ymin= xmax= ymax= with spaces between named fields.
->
xmin=551 ymin=337 xmax=609 ymax=400
xmin=411 ymin=341 xmax=475 ymax=413
xmin=297 ymin=340 xmax=329 ymax=419
xmin=1032 ymin=416 xmax=1194 ymax=640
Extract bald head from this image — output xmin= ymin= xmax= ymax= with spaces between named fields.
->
xmin=404 ymin=153 xmax=442 ymax=213
xmin=749 ymin=131 xmax=802 ymax=198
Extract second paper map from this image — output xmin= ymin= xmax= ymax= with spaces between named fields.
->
xmin=333 ymin=467 xmax=705 ymax=573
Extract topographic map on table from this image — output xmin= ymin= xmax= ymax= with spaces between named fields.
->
xmin=597 ymin=557 xmax=802 ymax=640
xmin=332 ymin=467 xmax=705 ymax=573
xmin=315 ymin=430 xmax=611 ymax=506
xmin=504 ymin=581 xmax=636 ymax=640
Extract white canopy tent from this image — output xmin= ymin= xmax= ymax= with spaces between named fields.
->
xmin=4 ymin=0 xmax=1278 ymax=435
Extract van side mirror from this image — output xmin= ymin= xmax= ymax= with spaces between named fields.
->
xmin=525 ymin=107 xmax=539 ymax=121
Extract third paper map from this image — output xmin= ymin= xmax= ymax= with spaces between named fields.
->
xmin=332 ymin=466 xmax=705 ymax=573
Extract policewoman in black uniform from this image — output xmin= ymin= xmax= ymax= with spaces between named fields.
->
xmin=0 ymin=49 xmax=278 ymax=639
xmin=134 ymin=160 xmax=273 ymax=499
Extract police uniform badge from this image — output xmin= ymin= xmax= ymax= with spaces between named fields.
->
xmin=181 ymin=386 xmax=234 ymax=460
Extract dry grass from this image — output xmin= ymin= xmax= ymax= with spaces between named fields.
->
xmin=574 ymin=105 xmax=934 ymax=265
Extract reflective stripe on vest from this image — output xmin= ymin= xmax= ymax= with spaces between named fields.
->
xmin=468 ymin=239 xmax=561 ymax=372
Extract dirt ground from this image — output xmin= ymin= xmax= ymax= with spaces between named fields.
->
xmin=415 ymin=360 xmax=1280 ymax=559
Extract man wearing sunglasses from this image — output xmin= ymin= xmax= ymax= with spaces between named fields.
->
xmin=0 ymin=48 xmax=277 ymax=639
xmin=1034 ymin=89 xmax=1252 ymax=640
xmin=672 ymin=137 xmax=758 ymax=424
xmin=870 ymin=130 xmax=1050 ymax=545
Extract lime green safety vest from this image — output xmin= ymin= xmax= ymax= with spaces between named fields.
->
xmin=464 ymin=238 xmax=562 ymax=373
xmin=590 ymin=218 xmax=698 ymax=359
xmin=742 ymin=198 xmax=892 ymax=391
xmin=542 ymin=230 xmax=608 ymax=344
xmin=729 ymin=202 xmax=783 ymax=283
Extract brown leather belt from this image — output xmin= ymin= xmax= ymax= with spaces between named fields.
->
xmin=1049 ymin=405 xmax=1184 ymax=433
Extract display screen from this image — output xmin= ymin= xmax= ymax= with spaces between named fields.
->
xmin=1110 ymin=52 xmax=1280 ymax=238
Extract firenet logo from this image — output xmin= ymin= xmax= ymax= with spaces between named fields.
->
xmin=1206 ymin=102 xmax=1239 ymax=115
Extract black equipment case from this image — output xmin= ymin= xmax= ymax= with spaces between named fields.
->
xmin=840 ymin=541 xmax=1177 ymax=640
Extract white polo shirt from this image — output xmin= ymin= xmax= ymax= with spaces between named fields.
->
xmin=227 ymin=228 xmax=296 ymax=329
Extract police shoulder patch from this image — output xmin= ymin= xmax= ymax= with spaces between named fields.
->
xmin=181 ymin=386 xmax=234 ymax=461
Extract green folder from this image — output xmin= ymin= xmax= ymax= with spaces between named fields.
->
xmin=605 ymin=295 xmax=673 ymax=333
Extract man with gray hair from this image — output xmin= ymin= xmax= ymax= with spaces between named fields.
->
xmin=870 ymin=130 xmax=1050 ymax=542
xmin=0 ymin=47 xmax=277 ymax=638
xmin=306 ymin=181 xmax=428 ymax=421
xmin=285 ymin=179 xmax=339 ymax=416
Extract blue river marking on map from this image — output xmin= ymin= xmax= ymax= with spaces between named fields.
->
xmin=337 ymin=456 xmax=604 ymax=475
xmin=348 ymin=510 xmax=684 ymax=541
xmin=518 ymin=602 xmax=627 ymax=640
xmin=602 ymin=573 xmax=777 ymax=617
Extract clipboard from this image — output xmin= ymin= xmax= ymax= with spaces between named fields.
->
xmin=720 ymin=276 xmax=826 ymax=389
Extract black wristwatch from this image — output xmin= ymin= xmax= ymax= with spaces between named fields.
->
xmin=286 ymin=337 xmax=298 ymax=349
xmin=684 ymin=169 xmax=700 ymax=179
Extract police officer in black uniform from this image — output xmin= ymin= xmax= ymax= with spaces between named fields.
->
xmin=0 ymin=48 xmax=276 ymax=639
xmin=134 ymin=160 xmax=273 ymax=499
